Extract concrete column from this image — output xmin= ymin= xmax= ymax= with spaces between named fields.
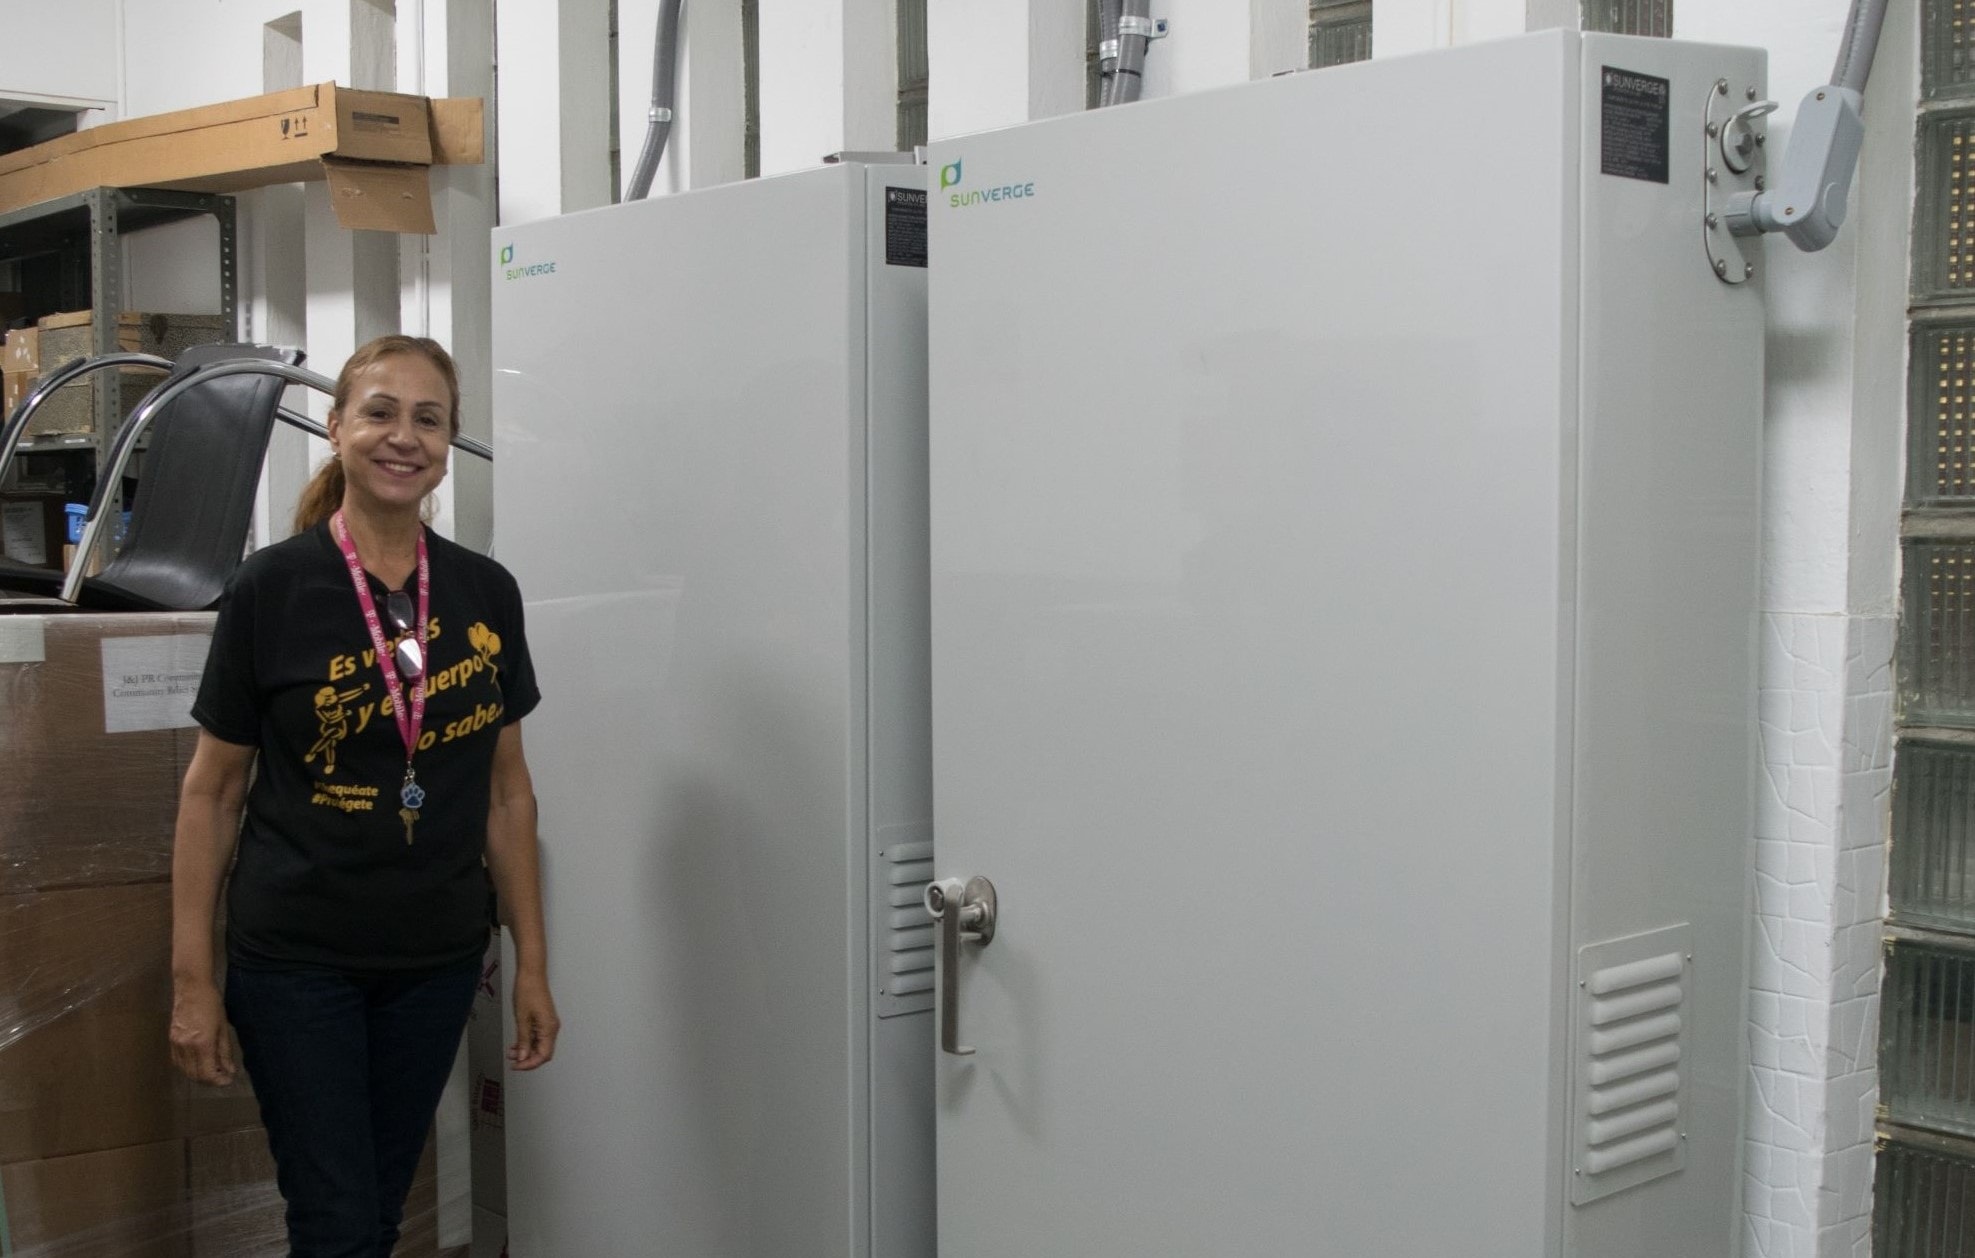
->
xmin=1251 ymin=0 xmax=1311 ymax=78
xmin=927 ymin=0 xmax=1084 ymax=140
xmin=249 ymin=12 xmax=312 ymax=548
xmin=757 ymin=0 xmax=898 ymax=176
xmin=1371 ymin=0 xmax=1452 ymax=55
xmin=401 ymin=0 xmax=496 ymax=553
xmin=302 ymin=0 xmax=403 ymax=459
xmin=494 ymin=0 xmax=612 ymax=223
xmin=1142 ymin=0 xmax=1309 ymax=98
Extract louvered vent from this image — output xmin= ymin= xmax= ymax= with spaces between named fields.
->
xmin=1571 ymin=924 xmax=1691 ymax=1205
xmin=874 ymin=828 xmax=935 ymax=1017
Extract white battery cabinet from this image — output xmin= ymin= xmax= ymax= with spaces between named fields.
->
xmin=923 ymin=31 xmax=1765 ymax=1258
xmin=490 ymin=164 xmax=934 ymax=1257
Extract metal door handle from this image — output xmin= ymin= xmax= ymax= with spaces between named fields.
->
xmin=925 ymin=875 xmax=997 ymax=1056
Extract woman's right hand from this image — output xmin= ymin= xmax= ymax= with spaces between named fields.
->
xmin=169 ymin=978 xmax=237 ymax=1086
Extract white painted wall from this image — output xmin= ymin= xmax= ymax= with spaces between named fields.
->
xmin=495 ymin=0 xmax=611 ymax=224
xmin=0 ymin=0 xmax=119 ymax=114
xmin=759 ymin=4 xmax=848 ymax=172
xmin=119 ymin=0 xmax=298 ymax=115
xmin=1 ymin=4 xmax=1913 ymax=1255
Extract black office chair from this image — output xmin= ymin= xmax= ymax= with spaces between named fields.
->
xmin=0 ymin=343 xmax=304 ymax=611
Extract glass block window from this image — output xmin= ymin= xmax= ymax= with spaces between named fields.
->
xmin=1927 ymin=0 xmax=1975 ymax=101
xmin=1912 ymin=320 xmax=1975 ymax=506
xmin=1581 ymin=0 xmax=1672 ymax=36
xmin=1893 ymin=741 xmax=1975 ymax=931
xmin=898 ymin=0 xmax=928 ymax=149
xmin=1309 ymin=1 xmax=1372 ymax=70
xmin=1883 ymin=942 xmax=1975 ymax=1137
xmin=1900 ymin=540 xmax=1975 ymax=725
xmin=1891 ymin=5 xmax=1975 ymax=1247
xmin=1915 ymin=112 xmax=1975 ymax=301
xmin=1877 ymin=1137 xmax=1975 ymax=1254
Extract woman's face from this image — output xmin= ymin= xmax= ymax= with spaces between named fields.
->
xmin=328 ymin=353 xmax=453 ymax=515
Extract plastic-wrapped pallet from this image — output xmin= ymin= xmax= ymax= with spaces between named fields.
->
xmin=0 ymin=612 xmax=467 ymax=1256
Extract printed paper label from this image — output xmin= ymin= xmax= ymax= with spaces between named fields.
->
xmin=0 ymin=619 xmax=46 ymax=665
xmin=2 ymin=501 xmax=47 ymax=566
xmin=100 ymin=634 xmax=212 ymax=733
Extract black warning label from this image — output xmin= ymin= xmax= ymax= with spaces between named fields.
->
xmin=1600 ymin=66 xmax=1670 ymax=184
xmin=885 ymin=187 xmax=928 ymax=268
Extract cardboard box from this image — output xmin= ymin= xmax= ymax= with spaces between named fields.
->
xmin=0 ymin=886 xmax=179 ymax=1163
xmin=3 ymin=325 xmax=38 ymax=373
xmin=2 ymin=368 xmax=33 ymax=417
xmin=24 ymin=310 xmax=217 ymax=437
xmin=0 ymin=1139 xmax=192 ymax=1258
xmin=0 ymin=84 xmax=485 ymax=234
xmin=39 ymin=309 xmax=226 ymax=357
xmin=0 ymin=612 xmax=214 ymax=894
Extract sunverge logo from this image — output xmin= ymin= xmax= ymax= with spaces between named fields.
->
xmin=939 ymin=158 xmax=1036 ymax=209
xmin=499 ymin=243 xmax=557 ymax=281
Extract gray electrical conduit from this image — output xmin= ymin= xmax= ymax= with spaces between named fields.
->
xmin=1830 ymin=0 xmax=1888 ymax=94
xmin=627 ymin=0 xmax=686 ymax=200
xmin=1724 ymin=0 xmax=1889 ymax=251
xmin=1112 ymin=0 xmax=1152 ymax=105
xmin=1097 ymin=0 xmax=1123 ymax=108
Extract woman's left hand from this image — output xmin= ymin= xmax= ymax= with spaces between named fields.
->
xmin=509 ymin=969 xmax=561 ymax=1070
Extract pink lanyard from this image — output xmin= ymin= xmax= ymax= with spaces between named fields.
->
xmin=331 ymin=510 xmax=431 ymax=809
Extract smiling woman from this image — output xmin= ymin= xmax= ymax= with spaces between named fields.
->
xmin=169 ymin=333 xmax=560 ymax=1258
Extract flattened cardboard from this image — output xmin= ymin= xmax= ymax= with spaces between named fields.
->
xmin=324 ymin=159 xmax=438 ymax=234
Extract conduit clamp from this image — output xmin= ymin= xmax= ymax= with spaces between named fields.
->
xmin=649 ymin=106 xmax=674 ymax=124
xmin=1118 ymin=15 xmax=1169 ymax=39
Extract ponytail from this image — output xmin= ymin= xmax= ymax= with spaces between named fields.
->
xmin=293 ymin=455 xmax=346 ymax=534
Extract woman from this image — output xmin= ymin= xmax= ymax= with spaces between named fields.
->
xmin=167 ymin=335 xmax=559 ymax=1256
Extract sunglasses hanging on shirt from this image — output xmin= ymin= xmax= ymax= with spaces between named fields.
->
xmin=385 ymin=590 xmax=426 ymax=684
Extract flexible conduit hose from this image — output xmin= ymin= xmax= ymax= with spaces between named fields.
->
xmin=1113 ymin=0 xmax=1151 ymax=104
xmin=1830 ymin=0 xmax=1889 ymax=95
xmin=627 ymin=0 xmax=685 ymax=199
xmin=1097 ymin=0 xmax=1123 ymax=108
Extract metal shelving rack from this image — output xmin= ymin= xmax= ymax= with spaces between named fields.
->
xmin=0 ymin=186 xmax=236 ymax=468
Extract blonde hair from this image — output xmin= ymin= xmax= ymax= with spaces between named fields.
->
xmin=292 ymin=335 xmax=462 ymax=534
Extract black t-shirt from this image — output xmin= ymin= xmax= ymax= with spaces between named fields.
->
xmin=192 ymin=520 xmax=541 ymax=973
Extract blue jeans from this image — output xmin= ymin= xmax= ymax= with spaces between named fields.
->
xmin=225 ymin=954 xmax=481 ymax=1258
